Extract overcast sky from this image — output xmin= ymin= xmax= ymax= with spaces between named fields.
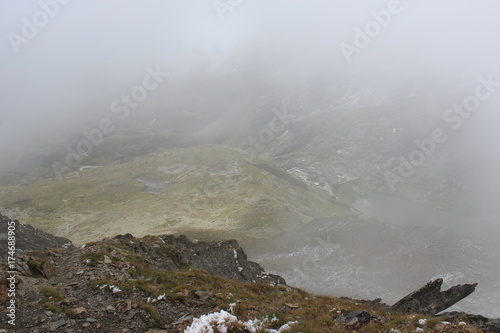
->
xmin=1 ymin=0 xmax=500 ymax=158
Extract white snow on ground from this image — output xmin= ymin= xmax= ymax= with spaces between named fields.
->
xmin=184 ymin=310 xmax=296 ymax=333
xmin=98 ymin=284 xmax=122 ymax=293
xmin=110 ymin=285 xmax=122 ymax=293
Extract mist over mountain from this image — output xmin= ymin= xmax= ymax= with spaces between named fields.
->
xmin=1 ymin=0 xmax=500 ymax=319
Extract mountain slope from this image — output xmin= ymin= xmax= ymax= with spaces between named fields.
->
xmin=0 ymin=145 xmax=347 ymax=245
xmin=0 ymin=226 xmax=491 ymax=333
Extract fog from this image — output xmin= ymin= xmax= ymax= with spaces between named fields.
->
xmin=1 ymin=0 xmax=500 ymax=316
xmin=2 ymin=0 xmax=500 ymax=153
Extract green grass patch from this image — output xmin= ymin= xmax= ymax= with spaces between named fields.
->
xmin=134 ymin=301 xmax=162 ymax=324
xmin=81 ymin=252 xmax=105 ymax=266
xmin=39 ymin=285 xmax=64 ymax=302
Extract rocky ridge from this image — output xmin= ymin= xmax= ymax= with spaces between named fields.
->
xmin=1 ymin=215 xmax=499 ymax=332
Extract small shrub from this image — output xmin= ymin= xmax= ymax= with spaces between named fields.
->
xmin=42 ymin=302 xmax=65 ymax=313
xmin=135 ymin=302 xmax=162 ymax=324
xmin=168 ymin=293 xmax=187 ymax=304
xmin=40 ymin=286 xmax=63 ymax=301
xmin=81 ymin=252 xmax=105 ymax=266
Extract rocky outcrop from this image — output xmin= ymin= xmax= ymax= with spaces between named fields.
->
xmin=391 ymin=278 xmax=478 ymax=315
xmin=165 ymin=235 xmax=286 ymax=285
xmin=0 ymin=213 xmax=73 ymax=263
xmin=115 ymin=233 xmax=286 ymax=285
xmin=333 ymin=310 xmax=373 ymax=330
xmin=439 ymin=312 xmax=500 ymax=333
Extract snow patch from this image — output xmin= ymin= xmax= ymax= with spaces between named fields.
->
xmin=110 ymin=285 xmax=122 ymax=293
xmin=184 ymin=310 xmax=296 ymax=333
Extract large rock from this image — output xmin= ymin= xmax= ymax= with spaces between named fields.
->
xmin=334 ymin=311 xmax=373 ymax=330
xmin=391 ymin=278 xmax=477 ymax=315
xmin=0 ymin=213 xmax=73 ymax=262
xmin=165 ymin=235 xmax=286 ymax=285
xmin=115 ymin=233 xmax=286 ymax=285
